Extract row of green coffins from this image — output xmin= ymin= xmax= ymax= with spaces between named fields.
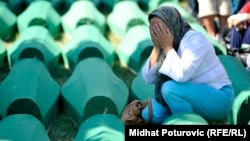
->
xmin=0 ymin=0 xmax=177 ymax=40
xmin=0 ymin=57 xmax=211 ymax=141
xmin=0 ymin=114 xmax=125 ymax=141
xmin=0 ymin=55 xmax=250 ymax=140
xmin=1 ymin=47 xmax=250 ymax=138
xmin=0 ymin=57 xmax=128 ymax=128
xmin=0 ymin=0 xmax=158 ymax=16
xmin=0 ymin=0 xmax=227 ymax=73
xmin=1 ymin=24 xmax=115 ymax=71
xmin=0 ymin=20 xmax=227 ymax=84
xmin=0 ymin=112 xmax=209 ymax=140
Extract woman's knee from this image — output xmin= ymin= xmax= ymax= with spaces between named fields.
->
xmin=161 ymin=81 xmax=181 ymax=98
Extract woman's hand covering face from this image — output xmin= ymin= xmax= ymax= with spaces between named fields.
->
xmin=149 ymin=17 xmax=173 ymax=52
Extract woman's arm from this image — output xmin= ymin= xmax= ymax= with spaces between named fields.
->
xmin=148 ymin=46 xmax=161 ymax=68
xmin=141 ymin=46 xmax=161 ymax=84
xmin=159 ymin=31 xmax=211 ymax=82
xmin=141 ymin=23 xmax=167 ymax=84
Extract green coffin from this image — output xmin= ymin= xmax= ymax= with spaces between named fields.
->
xmin=0 ymin=58 xmax=60 ymax=128
xmin=117 ymin=25 xmax=153 ymax=73
xmin=219 ymin=55 xmax=250 ymax=124
xmin=107 ymin=0 xmax=148 ymax=38
xmin=7 ymin=26 xmax=62 ymax=69
xmin=61 ymin=58 xmax=129 ymax=126
xmin=74 ymin=114 xmax=124 ymax=141
xmin=0 ymin=2 xmax=17 ymax=41
xmin=0 ymin=39 xmax=6 ymax=67
xmin=61 ymin=0 xmax=106 ymax=36
xmin=62 ymin=25 xmax=115 ymax=70
xmin=17 ymin=0 xmax=61 ymax=37
xmin=131 ymin=67 xmax=155 ymax=101
xmin=163 ymin=112 xmax=209 ymax=125
xmin=0 ymin=114 xmax=50 ymax=141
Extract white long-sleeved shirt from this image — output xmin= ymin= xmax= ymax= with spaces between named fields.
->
xmin=142 ymin=30 xmax=231 ymax=90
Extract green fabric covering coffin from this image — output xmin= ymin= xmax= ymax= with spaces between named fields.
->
xmin=74 ymin=114 xmax=124 ymax=141
xmin=61 ymin=58 xmax=129 ymax=126
xmin=163 ymin=112 xmax=209 ymax=125
xmin=107 ymin=0 xmax=148 ymax=38
xmin=0 ymin=39 xmax=6 ymax=67
xmin=0 ymin=59 xmax=60 ymax=128
xmin=131 ymin=67 xmax=154 ymax=101
xmin=7 ymin=26 xmax=61 ymax=69
xmin=61 ymin=0 xmax=106 ymax=36
xmin=62 ymin=25 xmax=115 ymax=71
xmin=17 ymin=0 xmax=61 ymax=37
xmin=218 ymin=55 xmax=250 ymax=124
xmin=0 ymin=2 xmax=17 ymax=41
xmin=0 ymin=114 xmax=50 ymax=141
xmin=117 ymin=25 xmax=153 ymax=73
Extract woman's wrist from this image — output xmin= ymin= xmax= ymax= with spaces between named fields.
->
xmin=163 ymin=47 xmax=173 ymax=55
xmin=149 ymin=46 xmax=161 ymax=68
xmin=154 ymin=45 xmax=161 ymax=51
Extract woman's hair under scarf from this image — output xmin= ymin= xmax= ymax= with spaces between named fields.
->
xmin=148 ymin=6 xmax=191 ymax=106
xmin=148 ymin=5 xmax=191 ymax=51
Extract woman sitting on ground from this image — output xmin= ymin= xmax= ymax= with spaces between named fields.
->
xmin=141 ymin=6 xmax=234 ymax=125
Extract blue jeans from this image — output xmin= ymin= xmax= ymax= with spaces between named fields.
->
xmin=230 ymin=25 xmax=250 ymax=49
xmin=142 ymin=80 xmax=234 ymax=125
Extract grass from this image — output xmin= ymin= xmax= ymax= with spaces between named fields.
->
xmin=47 ymin=113 xmax=78 ymax=141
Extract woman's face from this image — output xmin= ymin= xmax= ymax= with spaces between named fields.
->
xmin=149 ymin=17 xmax=169 ymax=30
xmin=149 ymin=17 xmax=172 ymax=40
